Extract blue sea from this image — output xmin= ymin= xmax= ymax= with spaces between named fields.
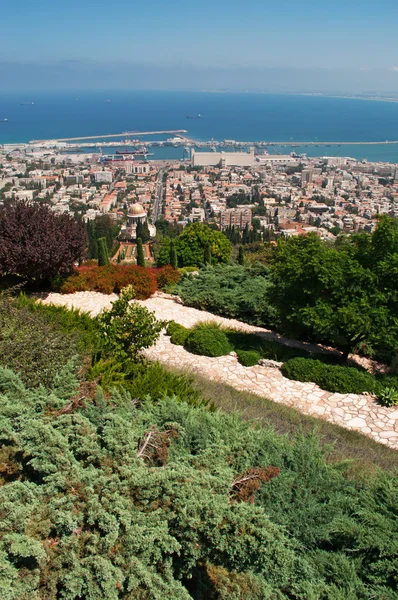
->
xmin=1 ymin=90 xmax=398 ymax=163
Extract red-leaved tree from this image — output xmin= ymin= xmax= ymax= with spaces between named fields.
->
xmin=0 ymin=201 xmax=87 ymax=282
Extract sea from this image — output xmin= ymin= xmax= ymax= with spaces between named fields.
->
xmin=1 ymin=90 xmax=398 ymax=163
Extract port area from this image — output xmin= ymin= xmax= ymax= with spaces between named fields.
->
xmin=26 ymin=130 xmax=398 ymax=153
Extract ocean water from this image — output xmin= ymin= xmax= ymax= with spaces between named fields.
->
xmin=1 ymin=90 xmax=398 ymax=163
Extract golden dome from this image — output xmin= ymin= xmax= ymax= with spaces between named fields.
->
xmin=128 ymin=203 xmax=146 ymax=216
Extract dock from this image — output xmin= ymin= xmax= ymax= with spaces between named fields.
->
xmin=29 ymin=130 xmax=188 ymax=143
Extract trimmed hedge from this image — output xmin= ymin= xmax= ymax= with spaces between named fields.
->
xmin=281 ymin=357 xmax=379 ymax=395
xmin=185 ymin=327 xmax=232 ymax=357
xmin=236 ymin=349 xmax=261 ymax=367
xmin=166 ymin=321 xmax=190 ymax=346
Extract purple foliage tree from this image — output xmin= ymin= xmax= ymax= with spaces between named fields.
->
xmin=0 ymin=201 xmax=87 ymax=282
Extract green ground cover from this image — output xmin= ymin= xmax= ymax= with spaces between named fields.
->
xmin=0 ymin=292 xmax=397 ymax=599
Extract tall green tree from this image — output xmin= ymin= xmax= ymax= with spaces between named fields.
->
xmin=238 ymin=245 xmax=245 ymax=265
xmin=136 ymin=237 xmax=145 ymax=267
xmin=141 ymin=219 xmax=151 ymax=243
xmin=169 ymin=240 xmax=178 ymax=269
xmin=97 ymin=237 xmax=109 ymax=266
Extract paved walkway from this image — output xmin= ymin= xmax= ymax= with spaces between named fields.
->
xmin=41 ymin=291 xmax=398 ymax=450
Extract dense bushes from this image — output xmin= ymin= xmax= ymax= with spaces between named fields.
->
xmin=59 ymin=263 xmax=179 ymax=296
xmin=174 ymin=265 xmax=279 ymax=327
xmin=281 ymin=357 xmax=391 ymax=396
xmin=185 ymin=326 xmax=232 ymax=357
xmin=1 ymin=367 xmax=397 ymax=598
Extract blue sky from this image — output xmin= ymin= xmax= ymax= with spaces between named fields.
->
xmin=1 ymin=0 xmax=398 ymax=90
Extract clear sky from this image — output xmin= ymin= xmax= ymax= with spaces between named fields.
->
xmin=1 ymin=0 xmax=398 ymax=91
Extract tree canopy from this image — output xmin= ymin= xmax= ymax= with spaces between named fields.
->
xmin=270 ymin=217 xmax=398 ymax=358
xmin=157 ymin=223 xmax=232 ymax=267
xmin=0 ymin=201 xmax=86 ymax=282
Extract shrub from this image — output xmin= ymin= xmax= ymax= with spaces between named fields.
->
xmin=185 ymin=327 xmax=232 ymax=357
xmin=236 ymin=349 xmax=261 ymax=367
xmin=59 ymin=264 xmax=158 ymax=297
xmin=154 ymin=265 xmax=181 ymax=289
xmin=166 ymin=321 xmax=190 ymax=346
xmin=89 ymin=359 xmax=209 ymax=408
xmin=378 ymin=387 xmax=398 ymax=407
xmin=282 ymin=357 xmax=379 ymax=395
xmin=175 ymin=265 xmax=278 ymax=328
xmin=98 ymin=285 xmax=166 ymax=360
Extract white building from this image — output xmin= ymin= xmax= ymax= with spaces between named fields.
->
xmin=120 ymin=203 xmax=156 ymax=240
xmin=192 ymin=148 xmax=255 ymax=167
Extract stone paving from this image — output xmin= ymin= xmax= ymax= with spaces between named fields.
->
xmin=41 ymin=291 xmax=398 ymax=450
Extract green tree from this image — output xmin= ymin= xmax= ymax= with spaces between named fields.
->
xmin=270 ymin=232 xmax=398 ymax=359
xmin=97 ymin=237 xmax=109 ymax=266
xmin=86 ymin=220 xmax=98 ymax=259
xmin=136 ymin=237 xmax=145 ymax=267
xmin=157 ymin=223 xmax=232 ymax=268
xmin=238 ymin=245 xmax=245 ymax=265
xmin=169 ymin=240 xmax=178 ymax=269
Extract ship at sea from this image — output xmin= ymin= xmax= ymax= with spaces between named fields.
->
xmin=21 ymin=102 xmax=35 ymax=106
xmin=186 ymin=114 xmax=201 ymax=119
xmin=0 ymin=118 xmax=8 ymax=122
xmin=115 ymin=147 xmax=148 ymax=156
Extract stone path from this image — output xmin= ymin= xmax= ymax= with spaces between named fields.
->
xmin=41 ymin=291 xmax=398 ymax=450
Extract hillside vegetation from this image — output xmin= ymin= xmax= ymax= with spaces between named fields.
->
xmin=0 ymin=293 xmax=397 ymax=599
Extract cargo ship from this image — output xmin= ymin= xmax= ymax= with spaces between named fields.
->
xmin=21 ymin=102 xmax=35 ymax=106
xmin=0 ymin=118 xmax=8 ymax=122
xmin=116 ymin=147 xmax=148 ymax=156
xmin=186 ymin=114 xmax=201 ymax=119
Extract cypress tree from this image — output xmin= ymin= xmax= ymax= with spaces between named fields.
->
xmin=242 ymin=223 xmax=250 ymax=245
xmin=97 ymin=237 xmax=109 ymax=266
xmin=87 ymin=221 xmax=98 ymax=259
xmin=204 ymin=244 xmax=212 ymax=265
xmin=238 ymin=245 xmax=245 ymax=265
xmin=169 ymin=240 xmax=178 ymax=269
xmin=136 ymin=237 xmax=145 ymax=267
xmin=136 ymin=219 xmax=143 ymax=241
xmin=141 ymin=219 xmax=151 ymax=243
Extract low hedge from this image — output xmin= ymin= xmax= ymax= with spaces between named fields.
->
xmin=185 ymin=327 xmax=232 ymax=357
xmin=236 ymin=349 xmax=261 ymax=367
xmin=281 ymin=357 xmax=379 ymax=395
xmin=166 ymin=321 xmax=190 ymax=346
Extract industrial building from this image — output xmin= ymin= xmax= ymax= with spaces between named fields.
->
xmin=192 ymin=147 xmax=255 ymax=167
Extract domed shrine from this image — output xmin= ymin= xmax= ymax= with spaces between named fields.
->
xmin=120 ymin=203 xmax=156 ymax=241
